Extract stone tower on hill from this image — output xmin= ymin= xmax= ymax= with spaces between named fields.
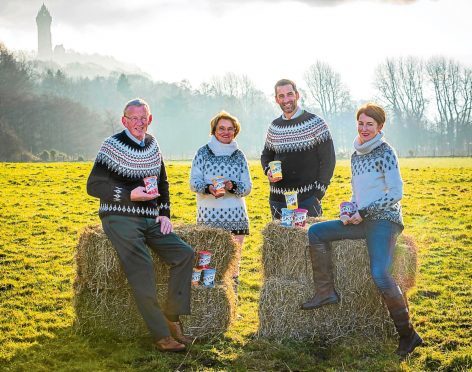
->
xmin=36 ymin=4 xmax=52 ymax=59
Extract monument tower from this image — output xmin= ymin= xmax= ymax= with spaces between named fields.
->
xmin=36 ymin=4 xmax=52 ymax=59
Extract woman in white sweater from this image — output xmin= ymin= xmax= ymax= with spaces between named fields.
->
xmin=303 ymin=103 xmax=422 ymax=357
xmin=190 ymin=111 xmax=252 ymax=283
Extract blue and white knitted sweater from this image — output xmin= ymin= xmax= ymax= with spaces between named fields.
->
xmin=190 ymin=136 xmax=252 ymax=234
xmin=351 ymin=133 xmax=404 ymax=227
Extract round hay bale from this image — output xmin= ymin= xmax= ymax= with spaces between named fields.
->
xmin=74 ymin=281 xmax=236 ymax=339
xmin=258 ymin=278 xmax=394 ymax=342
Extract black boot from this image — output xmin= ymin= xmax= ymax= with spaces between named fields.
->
xmin=300 ymin=242 xmax=340 ymax=310
xmin=382 ymin=286 xmax=423 ymax=357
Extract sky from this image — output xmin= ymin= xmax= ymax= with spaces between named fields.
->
xmin=0 ymin=0 xmax=471 ymax=100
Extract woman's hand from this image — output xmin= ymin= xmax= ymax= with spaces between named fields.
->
xmin=346 ymin=211 xmax=363 ymax=225
xmin=209 ymin=184 xmax=224 ymax=198
xmin=224 ymin=180 xmax=234 ymax=191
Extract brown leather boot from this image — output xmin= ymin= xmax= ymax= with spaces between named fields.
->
xmin=382 ymin=286 xmax=423 ymax=357
xmin=154 ymin=336 xmax=186 ymax=352
xmin=301 ymin=242 xmax=340 ymax=310
xmin=166 ymin=319 xmax=194 ymax=345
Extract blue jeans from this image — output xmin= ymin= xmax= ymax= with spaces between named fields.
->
xmin=308 ymin=219 xmax=403 ymax=291
xmin=270 ymin=195 xmax=322 ymax=219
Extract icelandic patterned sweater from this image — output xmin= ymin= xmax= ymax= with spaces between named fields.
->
xmin=351 ymin=132 xmax=404 ymax=227
xmin=190 ymin=136 xmax=252 ymax=235
xmin=260 ymin=110 xmax=336 ymax=203
xmin=87 ymin=130 xmax=170 ymax=219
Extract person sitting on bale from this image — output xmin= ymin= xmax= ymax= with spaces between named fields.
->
xmin=87 ymin=98 xmax=194 ymax=352
xmin=303 ymin=103 xmax=423 ymax=357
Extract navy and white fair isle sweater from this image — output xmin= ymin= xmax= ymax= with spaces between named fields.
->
xmin=87 ymin=130 xmax=170 ymax=219
xmin=260 ymin=110 xmax=336 ymax=203
xmin=351 ymin=132 xmax=404 ymax=227
xmin=190 ymin=136 xmax=252 ymax=235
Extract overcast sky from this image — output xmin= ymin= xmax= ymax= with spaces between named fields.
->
xmin=1 ymin=0 xmax=470 ymax=100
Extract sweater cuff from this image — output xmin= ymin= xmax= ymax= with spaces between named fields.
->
xmin=358 ymin=209 xmax=368 ymax=219
xmin=204 ymin=184 xmax=212 ymax=194
xmin=228 ymin=180 xmax=238 ymax=194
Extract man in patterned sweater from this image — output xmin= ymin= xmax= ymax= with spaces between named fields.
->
xmin=87 ymin=98 xmax=194 ymax=352
xmin=261 ymin=79 xmax=336 ymax=218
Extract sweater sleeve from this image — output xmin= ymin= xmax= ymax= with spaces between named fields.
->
xmin=358 ymin=149 xmax=403 ymax=218
xmin=156 ymin=160 xmax=171 ymax=218
xmin=313 ymin=137 xmax=336 ymax=200
xmin=260 ymin=141 xmax=275 ymax=176
xmin=87 ymin=160 xmax=132 ymax=203
xmin=190 ymin=148 xmax=208 ymax=194
xmin=232 ymin=152 xmax=252 ymax=197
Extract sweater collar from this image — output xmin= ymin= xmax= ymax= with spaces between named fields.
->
xmin=124 ymin=129 xmax=145 ymax=147
xmin=207 ymin=135 xmax=238 ymax=156
xmin=354 ymin=132 xmax=385 ymax=155
xmin=281 ymin=106 xmax=303 ymax=121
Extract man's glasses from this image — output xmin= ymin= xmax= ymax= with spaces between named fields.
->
xmin=125 ymin=116 xmax=149 ymax=124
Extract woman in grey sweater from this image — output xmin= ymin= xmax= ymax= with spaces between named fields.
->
xmin=303 ymin=103 xmax=422 ymax=357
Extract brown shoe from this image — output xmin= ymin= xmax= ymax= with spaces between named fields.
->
xmin=166 ymin=319 xmax=194 ymax=345
xmin=154 ymin=336 xmax=186 ymax=352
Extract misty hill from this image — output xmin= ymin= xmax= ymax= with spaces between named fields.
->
xmin=28 ymin=48 xmax=150 ymax=80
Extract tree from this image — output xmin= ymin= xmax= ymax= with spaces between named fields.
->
xmin=375 ymin=57 xmax=428 ymax=153
xmin=426 ymin=57 xmax=472 ymax=154
xmin=303 ymin=61 xmax=352 ymax=152
xmin=304 ymin=61 xmax=351 ymax=122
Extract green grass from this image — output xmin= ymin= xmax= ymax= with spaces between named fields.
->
xmin=0 ymin=158 xmax=471 ymax=371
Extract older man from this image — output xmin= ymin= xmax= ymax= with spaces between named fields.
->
xmin=261 ymin=79 xmax=336 ymax=218
xmin=87 ymin=98 xmax=194 ymax=352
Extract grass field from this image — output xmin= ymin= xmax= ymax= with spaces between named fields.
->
xmin=0 ymin=158 xmax=471 ymax=371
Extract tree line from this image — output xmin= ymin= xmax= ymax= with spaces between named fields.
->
xmin=0 ymin=43 xmax=470 ymax=161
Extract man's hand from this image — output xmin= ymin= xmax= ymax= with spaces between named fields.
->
xmin=345 ymin=211 xmax=363 ymax=225
xmin=209 ymin=184 xmax=224 ymax=198
xmin=224 ymin=180 xmax=234 ymax=191
xmin=267 ymin=169 xmax=282 ymax=183
xmin=156 ymin=216 xmax=173 ymax=234
xmin=130 ymin=186 xmax=159 ymax=201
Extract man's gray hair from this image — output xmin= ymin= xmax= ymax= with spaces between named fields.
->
xmin=123 ymin=98 xmax=151 ymax=116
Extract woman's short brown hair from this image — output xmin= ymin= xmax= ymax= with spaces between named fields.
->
xmin=356 ymin=103 xmax=386 ymax=125
xmin=210 ymin=111 xmax=241 ymax=137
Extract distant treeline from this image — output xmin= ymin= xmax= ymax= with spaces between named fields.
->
xmin=0 ymin=43 xmax=471 ymax=161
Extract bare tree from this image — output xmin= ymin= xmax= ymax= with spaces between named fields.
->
xmin=303 ymin=61 xmax=352 ymax=153
xmin=375 ymin=57 xmax=427 ymax=153
xmin=303 ymin=61 xmax=351 ymax=121
xmin=427 ymin=57 xmax=472 ymax=154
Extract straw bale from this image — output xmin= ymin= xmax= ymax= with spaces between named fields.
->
xmin=258 ymin=220 xmax=418 ymax=341
xmin=261 ymin=220 xmax=416 ymax=293
xmin=258 ymin=278 xmax=394 ymax=341
xmin=74 ymin=223 xmax=237 ymax=338
xmin=74 ymin=281 xmax=236 ymax=339
xmin=75 ymin=224 xmax=238 ymax=291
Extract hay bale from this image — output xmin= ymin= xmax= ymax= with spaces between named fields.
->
xmin=258 ymin=278 xmax=394 ymax=341
xmin=74 ymin=281 xmax=236 ymax=338
xmin=75 ymin=224 xmax=238 ymax=291
xmin=261 ymin=220 xmax=416 ymax=292
xmin=74 ymin=223 xmax=237 ymax=338
xmin=258 ymin=220 xmax=418 ymax=341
